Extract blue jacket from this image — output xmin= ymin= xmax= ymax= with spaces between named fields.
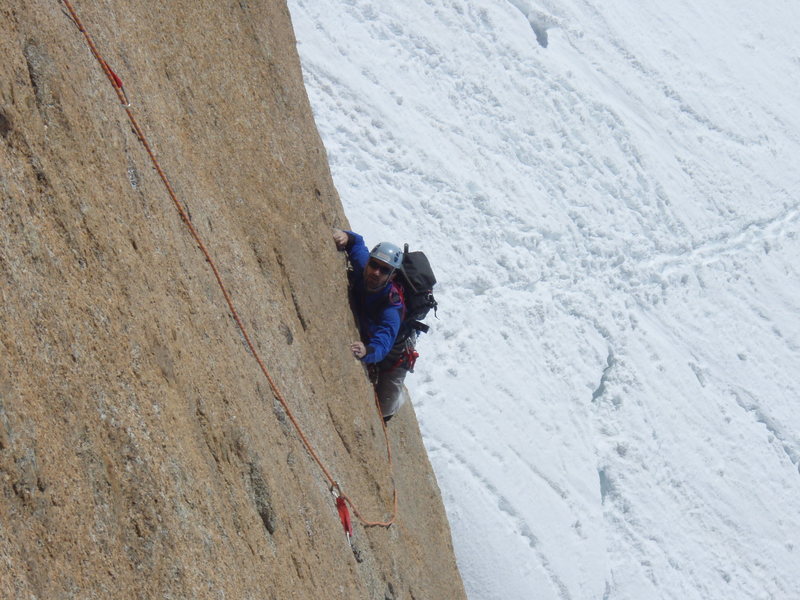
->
xmin=345 ymin=231 xmax=404 ymax=364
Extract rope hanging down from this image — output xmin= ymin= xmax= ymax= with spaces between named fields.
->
xmin=59 ymin=0 xmax=397 ymax=530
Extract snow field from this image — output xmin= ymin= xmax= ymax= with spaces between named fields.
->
xmin=287 ymin=0 xmax=800 ymax=598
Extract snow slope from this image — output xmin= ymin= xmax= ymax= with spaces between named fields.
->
xmin=286 ymin=1 xmax=800 ymax=598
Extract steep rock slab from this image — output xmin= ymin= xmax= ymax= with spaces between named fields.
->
xmin=0 ymin=1 xmax=465 ymax=598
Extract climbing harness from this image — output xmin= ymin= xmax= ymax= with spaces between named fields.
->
xmin=59 ymin=0 xmax=397 ymax=537
xmin=386 ymin=338 xmax=419 ymax=373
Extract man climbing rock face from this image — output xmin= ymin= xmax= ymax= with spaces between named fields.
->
xmin=333 ymin=228 xmax=409 ymax=422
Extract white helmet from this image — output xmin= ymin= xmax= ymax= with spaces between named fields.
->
xmin=369 ymin=242 xmax=403 ymax=271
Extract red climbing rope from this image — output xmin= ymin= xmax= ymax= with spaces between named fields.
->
xmin=60 ymin=0 xmax=397 ymax=530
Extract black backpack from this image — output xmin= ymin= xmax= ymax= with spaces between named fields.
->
xmin=375 ymin=244 xmax=437 ymax=373
xmin=395 ymin=244 xmax=438 ymax=341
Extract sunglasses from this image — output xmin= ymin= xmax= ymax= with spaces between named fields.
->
xmin=367 ymin=260 xmax=393 ymax=275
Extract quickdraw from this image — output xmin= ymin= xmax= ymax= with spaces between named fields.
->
xmin=336 ymin=496 xmax=354 ymax=544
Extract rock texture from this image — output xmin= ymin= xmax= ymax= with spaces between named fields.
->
xmin=0 ymin=1 xmax=466 ymax=598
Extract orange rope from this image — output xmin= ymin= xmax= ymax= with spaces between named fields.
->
xmin=60 ymin=0 xmax=396 ymax=528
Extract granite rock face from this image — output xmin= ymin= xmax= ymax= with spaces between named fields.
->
xmin=0 ymin=2 xmax=465 ymax=598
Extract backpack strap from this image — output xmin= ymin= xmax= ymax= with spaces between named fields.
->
xmin=388 ymin=281 xmax=406 ymax=321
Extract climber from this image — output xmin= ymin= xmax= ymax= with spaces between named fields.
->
xmin=333 ymin=228 xmax=408 ymax=422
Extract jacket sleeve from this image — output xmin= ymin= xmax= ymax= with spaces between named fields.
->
xmin=344 ymin=231 xmax=370 ymax=272
xmin=362 ymin=301 xmax=403 ymax=364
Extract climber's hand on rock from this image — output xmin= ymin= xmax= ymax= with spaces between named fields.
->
xmin=350 ymin=342 xmax=366 ymax=359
